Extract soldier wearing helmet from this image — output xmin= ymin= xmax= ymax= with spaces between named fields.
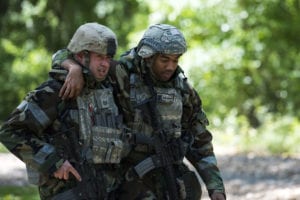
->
xmin=50 ymin=23 xmax=226 ymax=200
xmin=137 ymin=24 xmax=187 ymax=57
xmin=0 ymin=22 xmax=128 ymax=200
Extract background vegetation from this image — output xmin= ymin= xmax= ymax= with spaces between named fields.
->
xmin=0 ymin=186 xmax=39 ymax=200
xmin=0 ymin=0 xmax=299 ymax=156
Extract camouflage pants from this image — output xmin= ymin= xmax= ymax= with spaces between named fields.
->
xmin=116 ymin=164 xmax=202 ymax=200
xmin=38 ymin=167 xmax=120 ymax=200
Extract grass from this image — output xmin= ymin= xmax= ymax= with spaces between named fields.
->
xmin=0 ymin=143 xmax=8 ymax=153
xmin=0 ymin=186 xmax=39 ymax=200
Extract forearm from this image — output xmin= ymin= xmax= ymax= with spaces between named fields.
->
xmin=182 ymin=84 xmax=225 ymax=198
xmin=51 ymin=49 xmax=84 ymax=99
xmin=52 ymin=49 xmax=81 ymax=72
xmin=62 ymin=59 xmax=81 ymax=72
xmin=0 ymin=125 xmax=63 ymax=174
xmin=186 ymin=145 xmax=225 ymax=195
xmin=196 ymin=152 xmax=225 ymax=194
xmin=185 ymin=96 xmax=225 ymax=195
xmin=185 ymin=128 xmax=225 ymax=196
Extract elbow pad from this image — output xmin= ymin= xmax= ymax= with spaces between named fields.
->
xmin=32 ymin=144 xmax=63 ymax=173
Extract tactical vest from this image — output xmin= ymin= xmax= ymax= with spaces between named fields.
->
xmin=129 ymin=72 xmax=184 ymax=139
xmin=26 ymin=85 xmax=126 ymax=185
xmin=76 ymin=87 xmax=124 ymax=164
xmin=125 ymin=70 xmax=203 ymax=200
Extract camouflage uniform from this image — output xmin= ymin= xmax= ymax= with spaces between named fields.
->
xmin=50 ymin=24 xmax=226 ymax=199
xmin=0 ymin=23 xmax=127 ymax=200
xmin=112 ymin=24 xmax=226 ymax=199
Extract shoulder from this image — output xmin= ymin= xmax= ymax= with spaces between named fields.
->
xmin=25 ymin=79 xmax=62 ymax=106
xmin=108 ymin=60 xmax=129 ymax=88
xmin=174 ymin=72 xmax=202 ymax=106
xmin=36 ymin=78 xmax=63 ymax=94
xmin=119 ymin=48 xmax=140 ymax=73
xmin=174 ymin=68 xmax=195 ymax=96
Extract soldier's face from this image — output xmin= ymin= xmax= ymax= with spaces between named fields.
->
xmin=88 ymin=52 xmax=111 ymax=81
xmin=150 ymin=54 xmax=181 ymax=82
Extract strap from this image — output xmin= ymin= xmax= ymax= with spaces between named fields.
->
xmin=142 ymin=67 xmax=160 ymax=130
xmin=133 ymin=156 xmax=157 ymax=178
xmin=107 ymin=60 xmax=126 ymax=117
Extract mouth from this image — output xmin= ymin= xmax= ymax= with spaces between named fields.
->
xmin=163 ymin=70 xmax=174 ymax=77
xmin=97 ymin=67 xmax=107 ymax=74
xmin=94 ymin=67 xmax=108 ymax=79
xmin=159 ymin=71 xmax=174 ymax=81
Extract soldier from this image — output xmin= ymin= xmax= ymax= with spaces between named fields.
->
xmin=0 ymin=22 xmax=129 ymax=199
xmin=51 ymin=24 xmax=226 ymax=200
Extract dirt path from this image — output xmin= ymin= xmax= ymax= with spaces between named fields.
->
xmin=1 ymin=149 xmax=300 ymax=200
xmin=215 ymin=151 xmax=300 ymax=200
xmin=0 ymin=153 xmax=28 ymax=186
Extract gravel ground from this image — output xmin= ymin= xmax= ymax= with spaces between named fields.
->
xmin=214 ymin=151 xmax=300 ymax=200
xmin=1 ymin=148 xmax=300 ymax=200
xmin=0 ymin=153 xmax=28 ymax=186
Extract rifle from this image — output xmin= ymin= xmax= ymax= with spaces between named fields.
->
xmin=50 ymin=128 xmax=104 ymax=200
xmin=131 ymin=68 xmax=180 ymax=199
xmin=153 ymin=130 xmax=180 ymax=200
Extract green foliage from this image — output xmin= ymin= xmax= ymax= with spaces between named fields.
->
xmin=186 ymin=0 xmax=300 ymax=122
xmin=0 ymin=40 xmax=50 ymax=119
xmin=0 ymin=186 xmax=39 ymax=200
xmin=0 ymin=143 xmax=9 ymax=153
xmin=212 ymin=110 xmax=300 ymax=155
xmin=254 ymin=115 xmax=300 ymax=155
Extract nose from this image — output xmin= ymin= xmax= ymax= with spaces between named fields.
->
xmin=100 ymin=57 xmax=110 ymax=67
xmin=166 ymin=61 xmax=177 ymax=70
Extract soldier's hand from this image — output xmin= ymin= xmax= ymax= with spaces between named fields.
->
xmin=53 ymin=160 xmax=82 ymax=181
xmin=211 ymin=192 xmax=225 ymax=200
xmin=59 ymin=60 xmax=84 ymax=100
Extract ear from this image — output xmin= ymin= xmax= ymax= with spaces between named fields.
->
xmin=74 ymin=51 xmax=85 ymax=63
xmin=145 ymin=55 xmax=156 ymax=62
xmin=75 ymin=51 xmax=84 ymax=59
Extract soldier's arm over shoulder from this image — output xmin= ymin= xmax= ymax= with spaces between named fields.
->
xmin=50 ymin=49 xmax=84 ymax=99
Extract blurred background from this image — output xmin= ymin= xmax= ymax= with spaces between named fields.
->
xmin=0 ymin=0 xmax=299 ymax=199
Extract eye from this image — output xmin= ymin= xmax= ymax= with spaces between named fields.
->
xmin=106 ymin=55 xmax=113 ymax=60
xmin=160 ymin=57 xmax=169 ymax=62
xmin=98 ymin=54 xmax=112 ymax=61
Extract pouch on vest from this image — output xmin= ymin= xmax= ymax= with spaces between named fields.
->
xmin=77 ymin=88 xmax=125 ymax=164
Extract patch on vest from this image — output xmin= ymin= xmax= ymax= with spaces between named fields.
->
xmin=157 ymin=93 xmax=175 ymax=103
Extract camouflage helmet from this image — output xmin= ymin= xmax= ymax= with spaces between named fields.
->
xmin=67 ymin=22 xmax=117 ymax=57
xmin=137 ymin=24 xmax=187 ymax=58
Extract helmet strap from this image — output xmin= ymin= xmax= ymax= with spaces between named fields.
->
xmin=143 ymin=56 xmax=154 ymax=73
xmin=144 ymin=56 xmax=161 ymax=81
xmin=82 ymin=50 xmax=90 ymax=68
